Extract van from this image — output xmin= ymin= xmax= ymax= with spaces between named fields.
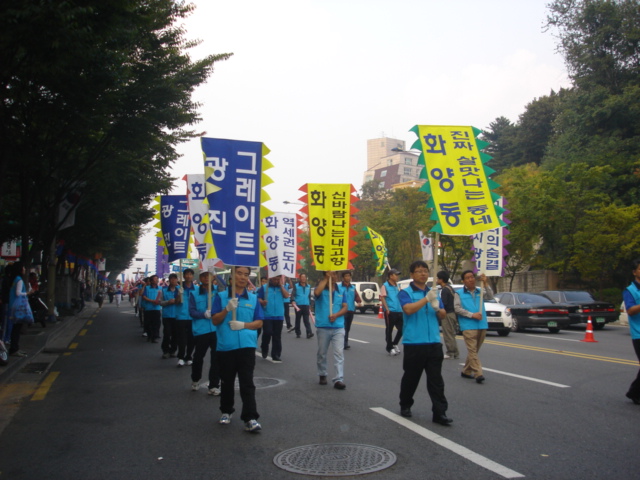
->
xmin=352 ymin=282 xmax=381 ymax=314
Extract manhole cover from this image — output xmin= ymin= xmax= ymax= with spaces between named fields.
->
xmin=234 ymin=377 xmax=283 ymax=390
xmin=20 ymin=362 xmax=50 ymax=374
xmin=274 ymin=443 xmax=396 ymax=476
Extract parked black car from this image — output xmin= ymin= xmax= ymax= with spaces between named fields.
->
xmin=494 ymin=292 xmax=573 ymax=333
xmin=540 ymin=290 xmax=618 ymax=330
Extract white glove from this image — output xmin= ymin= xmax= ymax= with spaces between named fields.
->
xmin=229 ymin=320 xmax=245 ymax=331
xmin=204 ymin=310 xmax=211 ymax=319
xmin=225 ymin=298 xmax=238 ymax=312
xmin=426 ymin=289 xmax=440 ymax=310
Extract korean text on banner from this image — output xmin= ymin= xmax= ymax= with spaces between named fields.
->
xmin=184 ymin=174 xmax=216 ymax=261
xmin=364 ymin=226 xmax=388 ymax=276
xmin=411 ymin=125 xmax=505 ymax=236
xmin=300 ymin=184 xmax=358 ymax=271
xmin=264 ymin=213 xmax=297 ymax=277
xmin=153 ymin=195 xmax=191 ymax=262
xmin=201 ymin=137 xmax=273 ymax=267
xmin=472 ymin=197 xmax=510 ymax=276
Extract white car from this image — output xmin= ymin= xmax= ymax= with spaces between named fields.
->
xmin=352 ymin=282 xmax=381 ymax=314
xmin=484 ymin=299 xmax=513 ymax=336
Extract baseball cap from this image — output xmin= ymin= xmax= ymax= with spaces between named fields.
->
xmin=388 ymin=268 xmax=401 ymax=276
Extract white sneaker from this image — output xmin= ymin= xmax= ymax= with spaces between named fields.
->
xmin=208 ymin=387 xmax=221 ymax=396
xmin=191 ymin=382 xmax=199 ymax=391
xmin=393 ymin=346 xmax=401 ymax=355
xmin=186 ymin=360 xmax=193 ymax=366
xmin=244 ymin=419 xmax=262 ymax=432
xmin=177 ymin=359 xmax=185 ymax=367
xmin=219 ymin=413 xmax=232 ymax=424
xmin=444 ymin=354 xmax=451 ymax=359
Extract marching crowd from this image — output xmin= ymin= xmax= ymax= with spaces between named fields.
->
xmin=123 ymin=261 xmax=500 ymax=433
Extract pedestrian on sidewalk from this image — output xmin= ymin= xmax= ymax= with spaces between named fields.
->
xmin=211 ymin=266 xmax=264 ymax=432
xmin=188 ymin=272 xmax=221 ymax=395
xmin=142 ymin=275 xmax=163 ymax=343
xmin=314 ymin=271 xmax=348 ymax=390
xmin=436 ymin=271 xmax=459 ymax=360
xmin=398 ymin=260 xmax=451 ymax=425
xmin=5 ymin=263 xmax=32 ymax=357
xmin=381 ymin=268 xmax=403 ymax=356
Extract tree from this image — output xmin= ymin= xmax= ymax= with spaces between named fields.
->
xmin=0 ymin=0 xmax=232 ymax=273
xmin=480 ymin=116 xmax=519 ymax=174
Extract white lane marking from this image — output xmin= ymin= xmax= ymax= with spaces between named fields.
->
xmin=371 ymin=407 xmax=525 ymax=479
xmin=348 ymin=338 xmax=370 ymax=344
xmin=522 ymin=334 xmax=580 ymax=342
xmin=458 ymin=364 xmax=570 ymax=388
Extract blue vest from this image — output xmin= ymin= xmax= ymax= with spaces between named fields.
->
xmin=342 ymin=283 xmax=358 ymax=311
xmin=143 ymin=286 xmax=162 ymax=311
xmin=315 ymin=286 xmax=346 ymax=328
xmin=190 ymin=289 xmax=217 ymax=336
xmin=162 ymin=286 xmax=180 ymax=318
xmin=456 ymin=287 xmax=488 ymax=331
xmin=176 ymin=283 xmax=196 ymax=320
xmin=293 ymin=283 xmax=310 ymax=306
xmin=383 ymin=281 xmax=402 ymax=312
xmin=626 ymin=283 xmax=640 ymax=340
xmin=401 ymin=285 xmax=441 ymax=344
xmin=215 ymin=290 xmax=261 ymax=351
xmin=263 ymin=285 xmax=285 ymax=319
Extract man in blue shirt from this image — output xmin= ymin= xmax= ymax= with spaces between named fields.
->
xmin=314 ymin=271 xmax=348 ymax=389
xmin=258 ymin=276 xmax=290 ymax=362
xmin=398 ymin=260 xmax=451 ymax=425
xmin=341 ymin=271 xmax=361 ymax=350
xmin=381 ymin=268 xmax=403 ymax=355
xmin=211 ymin=267 xmax=264 ymax=432
xmin=291 ymin=273 xmax=313 ymax=339
xmin=623 ymin=259 xmax=640 ymax=405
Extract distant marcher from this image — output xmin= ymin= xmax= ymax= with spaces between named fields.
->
xmin=381 ymin=268 xmax=403 ymax=356
xmin=211 ymin=267 xmax=264 ymax=432
xmin=188 ymin=272 xmax=221 ymax=395
xmin=291 ymin=273 xmax=313 ymax=339
xmin=175 ymin=269 xmax=196 ymax=367
xmin=142 ymin=275 xmax=163 ymax=343
xmin=114 ymin=281 xmax=123 ymax=307
xmin=623 ymin=259 xmax=640 ymax=405
xmin=436 ymin=271 xmax=459 ymax=360
xmin=340 ymin=271 xmax=361 ymax=350
xmin=258 ymin=276 xmax=290 ymax=362
xmin=161 ymin=274 xmax=181 ymax=359
xmin=455 ymin=271 xmax=494 ymax=384
xmin=314 ymin=271 xmax=348 ymax=389
xmin=284 ymin=279 xmax=294 ymax=332
xmin=398 ymin=260 xmax=451 ymax=425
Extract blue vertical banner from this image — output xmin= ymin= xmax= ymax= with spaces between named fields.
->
xmin=153 ymin=195 xmax=191 ymax=263
xmin=201 ymin=137 xmax=273 ymax=267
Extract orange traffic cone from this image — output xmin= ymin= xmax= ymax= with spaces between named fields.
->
xmin=378 ymin=305 xmax=384 ymax=319
xmin=580 ymin=316 xmax=598 ymax=343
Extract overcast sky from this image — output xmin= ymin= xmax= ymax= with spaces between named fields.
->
xmin=127 ymin=0 xmax=571 ymax=273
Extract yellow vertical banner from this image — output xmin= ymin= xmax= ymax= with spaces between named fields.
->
xmin=411 ymin=125 xmax=504 ymax=236
xmin=299 ymin=183 xmax=358 ymax=271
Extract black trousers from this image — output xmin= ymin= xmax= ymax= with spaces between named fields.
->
xmin=385 ymin=311 xmax=404 ymax=352
xmin=628 ymin=338 xmax=640 ymax=398
xmin=295 ymin=305 xmax=312 ymax=336
xmin=191 ymin=331 xmax=220 ymax=388
xmin=218 ymin=348 xmax=259 ymax=422
xmin=144 ymin=310 xmax=161 ymax=341
xmin=261 ymin=319 xmax=283 ymax=358
xmin=161 ymin=317 xmax=178 ymax=354
xmin=176 ymin=320 xmax=194 ymax=361
xmin=399 ymin=343 xmax=448 ymax=415
xmin=344 ymin=311 xmax=355 ymax=347
xmin=284 ymin=303 xmax=292 ymax=328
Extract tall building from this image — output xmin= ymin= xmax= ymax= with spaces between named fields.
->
xmin=363 ymin=137 xmax=423 ymax=190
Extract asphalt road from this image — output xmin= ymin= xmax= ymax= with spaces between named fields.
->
xmin=0 ymin=302 xmax=638 ymax=479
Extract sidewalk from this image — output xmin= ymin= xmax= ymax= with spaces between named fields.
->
xmin=0 ymin=304 xmax=97 ymax=385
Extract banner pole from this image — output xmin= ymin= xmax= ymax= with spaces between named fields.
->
xmin=432 ymin=232 xmax=439 ymax=288
xmin=232 ymin=266 xmax=237 ymax=321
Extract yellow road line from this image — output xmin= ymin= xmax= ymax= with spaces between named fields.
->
xmin=31 ymin=372 xmax=60 ymax=401
xmin=353 ymin=321 xmax=385 ymax=329
xmin=78 ymin=329 xmax=88 ymax=336
xmin=483 ymin=339 xmax=639 ymax=366
xmin=86 ymin=320 xmax=93 ymax=325
xmin=69 ymin=342 xmax=78 ymax=349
